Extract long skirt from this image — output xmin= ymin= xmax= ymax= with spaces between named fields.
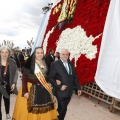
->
xmin=12 ymin=83 xmax=58 ymax=120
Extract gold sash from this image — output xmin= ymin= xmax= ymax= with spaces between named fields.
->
xmin=34 ymin=63 xmax=53 ymax=101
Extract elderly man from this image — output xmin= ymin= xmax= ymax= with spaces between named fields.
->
xmin=48 ymin=49 xmax=81 ymax=120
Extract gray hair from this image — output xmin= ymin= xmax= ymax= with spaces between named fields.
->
xmin=0 ymin=46 xmax=11 ymax=54
xmin=59 ymin=48 xmax=70 ymax=54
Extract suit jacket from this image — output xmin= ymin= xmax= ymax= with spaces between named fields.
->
xmin=48 ymin=59 xmax=81 ymax=98
xmin=18 ymin=53 xmax=25 ymax=67
xmin=45 ymin=54 xmax=55 ymax=68
xmin=10 ymin=54 xmax=20 ymax=68
xmin=0 ymin=58 xmax=18 ymax=94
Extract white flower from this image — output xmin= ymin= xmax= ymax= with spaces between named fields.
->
xmin=56 ymin=26 xmax=101 ymax=66
xmin=43 ymin=27 xmax=54 ymax=54
xmin=43 ymin=25 xmax=102 ymax=67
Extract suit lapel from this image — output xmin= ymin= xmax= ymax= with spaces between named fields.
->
xmin=58 ymin=59 xmax=72 ymax=75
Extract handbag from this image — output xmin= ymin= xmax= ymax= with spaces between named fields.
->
xmin=0 ymin=82 xmax=9 ymax=98
xmin=0 ymin=61 xmax=10 ymax=98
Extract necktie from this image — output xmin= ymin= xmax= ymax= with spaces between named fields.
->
xmin=64 ymin=62 xmax=69 ymax=74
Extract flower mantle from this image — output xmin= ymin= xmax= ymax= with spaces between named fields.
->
xmin=43 ymin=0 xmax=110 ymax=85
xmin=56 ymin=26 xmax=102 ymax=66
xmin=57 ymin=0 xmax=77 ymax=23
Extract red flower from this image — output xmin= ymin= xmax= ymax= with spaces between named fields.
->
xmin=43 ymin=0 xmax=110 ymax=85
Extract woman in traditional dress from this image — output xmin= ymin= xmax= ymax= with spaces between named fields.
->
xmin=12 ymin=47 xmax=58 ymax=120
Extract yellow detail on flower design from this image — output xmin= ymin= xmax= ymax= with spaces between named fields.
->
xmin=57 ymin=0 xmax=77 ymax=23
xmin=52 ymin=4 xmax=62 ymax=15
xmin=57 ymin=1 xmax=67 ymax=22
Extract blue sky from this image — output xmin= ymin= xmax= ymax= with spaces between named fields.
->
xmin=0 ymin=0 xmax=58 ymax=49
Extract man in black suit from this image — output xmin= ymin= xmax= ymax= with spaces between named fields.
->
xmin=10 ymin=49 xmax=20 ymax=69
xmin=18 ymin=49 xmax=25 ymax=69
xmin=48 ymin=49 xmax=81 ymax=120
xmin=45 ymin=49 xmax=55 ymax=68
xmin=54 ymin=52 xmax=60 ymax=61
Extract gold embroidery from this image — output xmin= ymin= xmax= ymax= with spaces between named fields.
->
xmin=27 ymin=85 xmax=55 ymax=114
xmin=35 ymin=63 xmax=54 ymax=102
xmin=12 ymin=118 xmax=58 ymax=120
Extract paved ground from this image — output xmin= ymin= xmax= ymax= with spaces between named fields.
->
xmin=1 ymin=72 xmax=120 ymax=120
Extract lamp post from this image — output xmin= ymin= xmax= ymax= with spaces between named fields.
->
xmin=42 ymin=3 xmax=53 ymax=14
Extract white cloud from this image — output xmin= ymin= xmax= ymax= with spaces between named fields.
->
xmin=0 ymin=0 xmax=51 ymax=49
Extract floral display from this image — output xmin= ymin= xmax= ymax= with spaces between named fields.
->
xmin=56 ymin=26 xmax=102 ymax=66
xmin=43 ymin=0 xmax=110 ymax=85
xmin=57 ymin=0 xmax=77 ymax=23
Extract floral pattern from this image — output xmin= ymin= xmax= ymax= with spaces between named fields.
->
xmin=56 ymin=26 xmax=102 ymax=66
xmin=43 ymin=0 xmax=110 ymax=85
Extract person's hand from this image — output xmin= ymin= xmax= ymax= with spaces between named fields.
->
xmin=77 ymin=90 xmax=82 ymax=96
xmin=24 ymin=93 xmax=29 ymax=99
xmin=11 ymin=84 xmax=15 ymax=91
xmin=56 ymin=79 xmax=61 ymax=85
xmin=60 ymin=85 xmax=67 ymax=91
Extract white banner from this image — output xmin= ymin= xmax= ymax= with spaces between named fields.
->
xmin=95 ymin=0 xmax=120 ymax=99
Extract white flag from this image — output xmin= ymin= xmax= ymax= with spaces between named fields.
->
xmin=95 ymin=0 xmax=120 ymax=99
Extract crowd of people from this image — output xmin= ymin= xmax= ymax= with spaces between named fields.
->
xmin=0 ymin=45 xmax=81 ymax=120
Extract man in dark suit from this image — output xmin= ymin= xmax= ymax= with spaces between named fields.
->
xmin=18 ymin=49 xmax=25 ymax=69
xmin=54 ymin=52 xmax=60 ymax=61
xmin=45 ymin=49 xmax=55 ymax=68
xmin=10 ymin=49 xmax=20 ymax=69
xmin=48 ymin=49 xmax=81 ymax=120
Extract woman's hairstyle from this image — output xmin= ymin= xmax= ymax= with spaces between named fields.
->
xmin=0 ymin=46 xmax=11 ymax=67
xmin=22 ymin=47 xmax=44 ymax=74
xmin=0 ymin=46 xmax=11 ymax=55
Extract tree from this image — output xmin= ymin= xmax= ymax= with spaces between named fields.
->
xmin=0 ymin=40 xmax=14 ymax=49
xmin=27 ymin=38 xmax=34 ymax=48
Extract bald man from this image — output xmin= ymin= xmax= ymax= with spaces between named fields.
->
xmin=48 ymin=49 xmax=81 ymax=120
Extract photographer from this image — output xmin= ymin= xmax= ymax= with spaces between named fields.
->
xmin=0 ymin=46 xmax=18 ymax=120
